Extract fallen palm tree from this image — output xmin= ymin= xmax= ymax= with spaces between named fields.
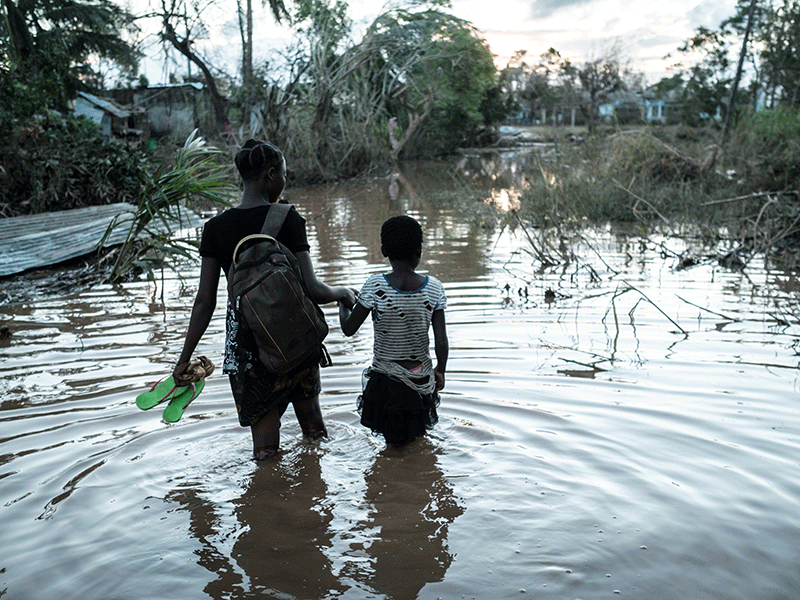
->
xmin=100 ymin=130 xmax=235 ymax=283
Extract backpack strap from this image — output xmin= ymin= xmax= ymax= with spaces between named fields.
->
xmin=261 ymin=202 xmax=292 ymax=237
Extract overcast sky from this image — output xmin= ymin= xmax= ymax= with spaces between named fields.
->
xmin=138 ymin=0 xmax=740 ymax=86
xmin=418 ymin=0 xmax=740 ymax=80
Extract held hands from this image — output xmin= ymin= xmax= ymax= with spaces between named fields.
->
xmin=341 ymin=287 xmax=358 ymax=310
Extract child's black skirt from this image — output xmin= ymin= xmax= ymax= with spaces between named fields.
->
xmin=358 ymin=369 xmax=439 ymax=446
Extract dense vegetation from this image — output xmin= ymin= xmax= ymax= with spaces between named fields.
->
xmin=514 ymin=114 xmax=800 ymax=269
xmin=0 ymin=114 xmax=149 ymax=217
xmin=1 ymin=0 xmax=800 ymax=273
xmin=1 ymin=0 xmax=508 ymax=206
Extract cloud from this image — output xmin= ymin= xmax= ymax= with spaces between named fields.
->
xmin=529 ymin=0 xmax=594 ymax=19
xmin=139 ymin=0 xmax=741 ymax=85
xmin=687 ymin=0 xmax=735 ymax=27
xmin=458 ymin=0 xmax=740 ymax=79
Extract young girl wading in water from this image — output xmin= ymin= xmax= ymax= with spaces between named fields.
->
xmin=339 ymin=216 xmax=449 ymax=447
xmin=173 ymin=140 xmax=355 ymax=460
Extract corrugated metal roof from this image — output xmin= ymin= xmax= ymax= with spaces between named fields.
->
xmin=0 ymin=204 xmax=205 ymax=278
xmin=76 ymin=91 xmax=131 ymax=119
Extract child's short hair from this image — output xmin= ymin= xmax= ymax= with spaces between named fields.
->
xmin=381 ymin=215 xmax=423 ymax=260
xmin=235 ymin=139 xmax=283 ymax=180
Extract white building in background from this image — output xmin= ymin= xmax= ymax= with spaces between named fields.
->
xmin=73 ymin=91 xmax=145 ymax=142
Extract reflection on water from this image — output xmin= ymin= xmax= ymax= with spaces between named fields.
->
xmin=354 ymin=442 xmax=463 ymax=599
xmin=1 ymin=151 xmax=800 ymax=599
xmin=227 ymin=451 xmax=342 ymax=598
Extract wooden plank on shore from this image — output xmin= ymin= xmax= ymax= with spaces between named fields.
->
xmin=0 ymin=203 xmax=205 ymax=278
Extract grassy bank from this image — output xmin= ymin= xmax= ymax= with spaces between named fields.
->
xmin=513 ymin=119 xmax=800 ymax=270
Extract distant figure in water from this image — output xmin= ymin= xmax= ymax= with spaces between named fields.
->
xmin=172 ymin=139 xmax=355 ymax=460
xmin=338 ymin=215 xmax=449 ymax=447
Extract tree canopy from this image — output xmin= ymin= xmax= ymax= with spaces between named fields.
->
xmin=237 ymin=1 xmax=506 ymax=179
xmin=1 ymin=0 xmax=137 ymax=126
xmin=660 ymin=0 xmax=800 ymax=125
xmin=358 ymin=7 xmax=499 ymax=157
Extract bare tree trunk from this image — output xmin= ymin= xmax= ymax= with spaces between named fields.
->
xmin=237 ymin=0 xmax=254 ymax=123
xmin=237 ymin=0 xmax=252 ymax=88
xmin=161 ymin=20 xmax=228 ymax=133
xmin=722 ymin=0 xmax=757 ymax=146
xmin=246 ymin=0 xmax=253 ymax=86
xmin=390 ymin=103 xmax=432 ymax=161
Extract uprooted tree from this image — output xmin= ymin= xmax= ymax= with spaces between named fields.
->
xmin=246 ymin=0 xmax=505 ymax=180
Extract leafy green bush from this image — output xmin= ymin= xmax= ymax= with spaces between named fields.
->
xmin=728 ymin=107 xmax=800 ymax=191
xmin=0 ymin=113 xmax=149 ymax=216
xmin=105 ymin=130 xmax=235 ymax=283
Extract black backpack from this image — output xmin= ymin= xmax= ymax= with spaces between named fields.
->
xmin=228 ymin=203 xmax=329 ymax=373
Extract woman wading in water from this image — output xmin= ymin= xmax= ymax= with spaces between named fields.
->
xmin=173 ymin=139 xmax=356 ymax=459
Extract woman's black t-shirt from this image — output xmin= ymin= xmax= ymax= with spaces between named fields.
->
xmin=199 ymin=203 xmax=310 ymax=277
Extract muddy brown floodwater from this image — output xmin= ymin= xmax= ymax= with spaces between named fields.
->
xmin=1 ymin=151 xmax=800 ymax=600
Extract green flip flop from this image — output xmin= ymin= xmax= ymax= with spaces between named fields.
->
xmin=162 ymin=379 xmax=205 ymax=423
xmin=136 ymin=376 xmax=187 ymax=410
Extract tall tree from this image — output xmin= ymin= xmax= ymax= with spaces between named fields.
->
xmin=723 ymin=0 xmax=758 ymax=144
xmin=157 ymin=0 xmax=229 ymax=131
xmin=674 ymin=0 xmax=800 ymax=125
xmin=674 ymin=27 xmax=735 ymax=124
xmin=153 ymin=0 xmax=290 ymax=131
xmin=1 ymin=0 xmax=136 ymax=120
xmin=562 ymin=46 xmax=628 ymax=134
xmin=358 ymin=7 xmax=498 ymax=157
xmin=239 ymin=0 xmax=288 ymax=109
xmin=245 ymin=1 xmax=501 ymax=179
xmin=292 ymin=0 xmax=351 ymax=167
xmin=499 ymin=49 xmax=561 ymax=124
xmin=745 ymin=0 xmax=800 ymax=105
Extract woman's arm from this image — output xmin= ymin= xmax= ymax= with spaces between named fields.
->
xmin=294 ymin=250 xmax=356 ymax=307
xmin=173 ymin=256 xmax=221 ymax=380
xmin=431 ymin=309 xmax=449 ymax=390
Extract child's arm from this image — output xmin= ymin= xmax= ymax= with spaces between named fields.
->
xmin=338 ymin=301 xmax=370 ymax=337
xmin=431 ymin=309 xmax=449 ymax=390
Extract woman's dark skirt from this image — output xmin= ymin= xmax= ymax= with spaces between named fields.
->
xmin=229 ymin=350 xmax=321 ymax=428
xmin=225 ymin=302 xmax=322 ymax=427
xmin=358 ymin=369 xmax=439 ymax=446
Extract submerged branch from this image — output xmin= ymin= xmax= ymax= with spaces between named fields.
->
xmin=613 ymin=179 xmax=672 ymax=229
xmin=511 ymin=210 xmax=561 ymax=267
xmin=676 ymin=295 xmax=736 ymax=321
xmin=615 ymin=282 xmax=688 ymax=336
xmin=629 ymin=283 xmax=686 ymax=335
xmin=699 ymin=191 xmax=785 ymax=206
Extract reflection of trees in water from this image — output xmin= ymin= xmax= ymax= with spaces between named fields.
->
xmin=455 ymin=149 xmax=546 ymax=191
xmin=352 ymin=440 xmax=465 ymax=600
xmin=286 ymin=155 xmax=539 ymax=283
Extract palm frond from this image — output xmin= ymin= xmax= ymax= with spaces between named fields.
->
xmin=104 ymin=129 xmax=234 ymax=283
